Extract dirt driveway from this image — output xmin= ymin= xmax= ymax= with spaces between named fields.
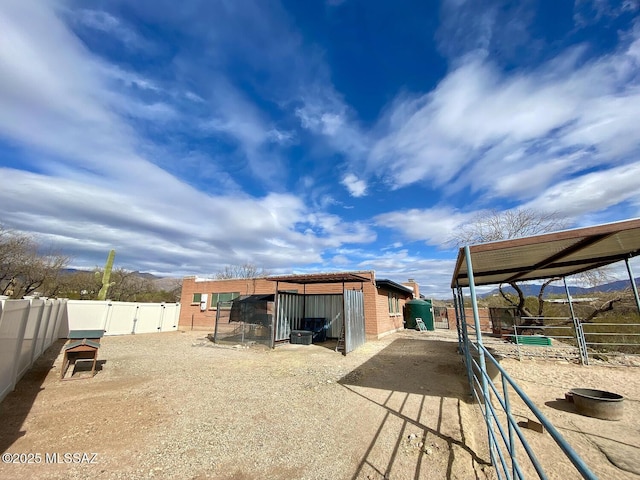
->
xmin=0 ymin=330 xmax=493 ymax=480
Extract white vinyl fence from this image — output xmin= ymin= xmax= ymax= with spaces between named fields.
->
xmin=0 ymin=298 xmax=66 ymax=403
xmin=61 ymin=300 xmax=180 ymax=337
xmin=0 ymin=299 xmax=181 ymax=403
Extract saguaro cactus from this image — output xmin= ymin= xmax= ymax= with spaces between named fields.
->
xmin=97 ymin=249 xmax=116 ymax=301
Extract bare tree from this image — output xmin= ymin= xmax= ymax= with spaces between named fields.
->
xmin=56 ymin=270 xmax=103 ymax=299
xmin=103 ymin=268 xmax=154 ymax=302
xmin=0 ymin=226 xmax=69 ymax=298
xmin=0 ymin=226 xmax=31 ymax=294
xmin=215 ymin=263 xmax=270 ymax=279
xmin=163 ymin=278 xmax=183 ymax=303
xmin=451 ymin=208 xmax=617 ymax=321
xmin=450 ymin=209 xmax=570 ymax=318
xmin=451 ymin=208 xmax=568 ymax=246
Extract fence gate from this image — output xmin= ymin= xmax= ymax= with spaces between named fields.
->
xmin=344 ymin=289 xmax=365 ymax=354
xmin=433 ymin=306 xmax=450 ymax=329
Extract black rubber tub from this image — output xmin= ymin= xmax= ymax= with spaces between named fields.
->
xmin=570 ymin=388 xmax=624 ymax=421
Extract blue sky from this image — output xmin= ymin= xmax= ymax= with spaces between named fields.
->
xmin=1 ymin=0 xmax=640 ymax=298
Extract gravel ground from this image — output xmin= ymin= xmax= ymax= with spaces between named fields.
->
xmin=0 ymin=329 xmax=494 ymax=480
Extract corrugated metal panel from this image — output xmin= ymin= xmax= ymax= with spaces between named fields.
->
xmin=304 ymin=295 xmax=343 ymax=338
xmin=275 ymin=293 xmax=303 ymax=341
xmin=344 ymin=289 xmax=365 ymax=354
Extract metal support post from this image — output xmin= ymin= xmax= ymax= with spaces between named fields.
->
xmin=464 ymin=246 xmax=497 ymax=466
xmin=514 ymin=323 xmax=522 ymax=361
xmin=213 ymin=302 xmax=221 ymax=343
xmin=272 ymin=281 xmax=279 ymax=349
xmin=625 ymin=257 xmax=640 ymax=316
xmin=457 ymin=284 xmax=475 ymax=399
xmin=453 ymin=289 xmax=463 ymax=352
xmin=564 ymin=277 xmax=588 ymax=365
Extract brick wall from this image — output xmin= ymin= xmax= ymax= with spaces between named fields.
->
xmin=446 ymin=307 xmax=492 ymax=333
xmin=372 ymin=287 xmax=411 ymax=338
xmin=362 ymin=280 xmax=379 ymax=339
xmin=401 ymin=280 xmax=420 ymax=299
xmin=179 ymin=276 xmax=279 ymax=330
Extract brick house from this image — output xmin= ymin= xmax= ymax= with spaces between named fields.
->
xmin=179 ymin=271 xmax=419 ymax=348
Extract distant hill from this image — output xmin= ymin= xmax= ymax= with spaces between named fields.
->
xmin=61 ymin=268 xmax=180 ymax=290
xmin=481 ymin=278 xmax=639 ymax=298
xmin=62 ymin=268 xmax=161 ymax=279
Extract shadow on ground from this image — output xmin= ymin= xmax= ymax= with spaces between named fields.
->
xmin=339 ymin=336 xmax=492 ymax=480
xmin=0 ymin=340 xmax=65 ymax=454
xmin=544 ymin=398 xmax=579 ymax=414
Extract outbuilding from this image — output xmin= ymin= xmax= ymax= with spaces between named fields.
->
xmin=178 ymin=270 xmax=418 ymax=353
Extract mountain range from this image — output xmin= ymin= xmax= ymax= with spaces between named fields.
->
xmin=481 ymin=278 xmax=639 ymax=298
xmin=61 ymin=268 xmax=180 ymax=290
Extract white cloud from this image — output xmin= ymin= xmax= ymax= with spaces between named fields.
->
xmin=366 ymin=26 xmax=640 ymax=216
xmin=375 ymin=207 xmax=477 ymax=246
xmin=303 ymin=212 xmax=375 ymax=247
xmin=98 ymin=64 xmax=162 ymax=93
xmin=0 ymin=168 xmax=376 ymax=275
xmin=574 ymin=0 xmax=640 ymax=27
xmin=197 ymin=80 xmax=291 ymax=184
xmin=436 ymin=0 xmax=538 ymax=63
xmin=341 ymin=173 xmax=367 ymax=197
xmin=524 ymin=162 xmax=640 ymax=217
xmin=267 ymin=128 xmax=296 ymax=145
xmin=357 ymin=252 xmax=458 ymax=298
xmin=0 ymin=0 xmax=375 ymax=276
xmin=331 ymin=255 xmax=350 ymax=265
xmin=71 ymin=9 xmax=153 ymax=51
xmin=295 ymin=86 xmax=370 ymax=162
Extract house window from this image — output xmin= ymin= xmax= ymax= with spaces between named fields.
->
xmin=210 ymin=292 xmax=240 ymax=308
xmin=192 ymin=293 xmax=202 ymax=304
xmin=388 ymin=293 xmax=400 ymax=314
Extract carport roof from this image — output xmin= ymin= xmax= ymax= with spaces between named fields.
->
xmin=266 ymin=271 xmax=371 ymax=284
xmin=451 ymin=217 xmax=640 ymax=288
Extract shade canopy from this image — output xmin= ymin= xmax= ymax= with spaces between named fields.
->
xmin=451 ymin=218 xmax=640 ymax=288
xmin=267 ymin=271 xmax=371 ymax=284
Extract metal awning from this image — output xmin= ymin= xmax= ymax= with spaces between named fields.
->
xmin=266 ymin=271 xmax=371 ymax=284
xmin=376 ymin=279 xmax=413 ymax=295
xmin=451 ymin=218 xmax=640 ymax=288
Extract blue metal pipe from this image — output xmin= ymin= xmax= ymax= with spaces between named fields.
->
xmin=464 ymin=246 xmax=496 ymax=463
xmin=477 ymin=344 xmax=597 ymax=479
xmin=502 ymin=374 xmax=522 ymax=480
xmin=484 ymin=395 xmax=527 ymax=480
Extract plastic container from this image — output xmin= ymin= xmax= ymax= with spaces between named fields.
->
xmin=290 ymin=330 xmax=313 ymax=345
xmin=404 ymin=299 xmax=434 ymax=331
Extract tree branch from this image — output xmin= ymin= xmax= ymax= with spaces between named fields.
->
xmin=581 ymin=297 xmax=623 ymax=323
